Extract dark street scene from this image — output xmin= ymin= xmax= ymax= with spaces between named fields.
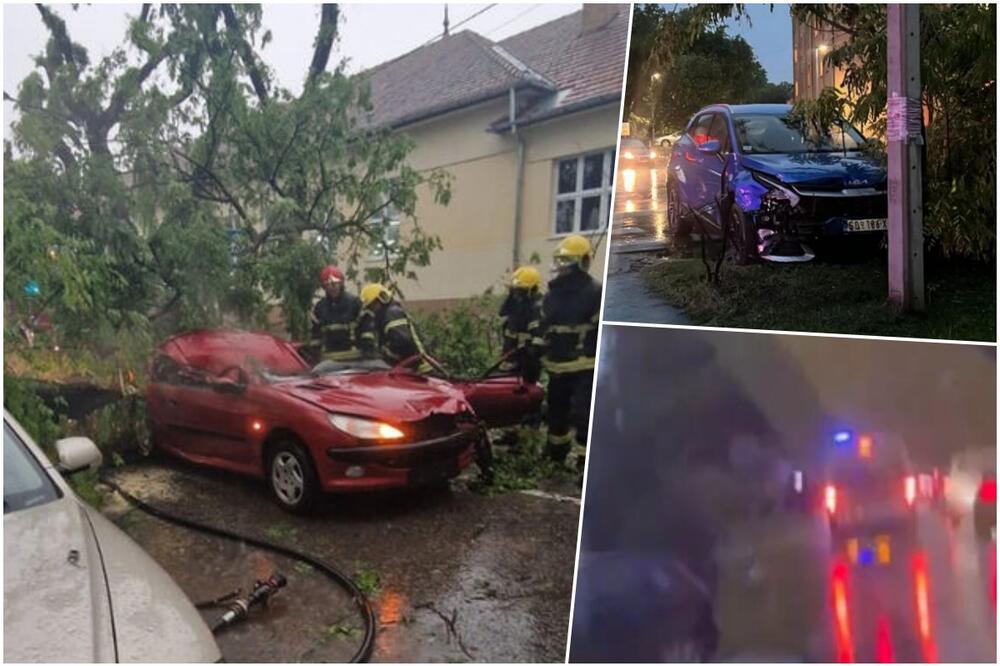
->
xmin=571 ymin=326 xmax=996 ymax=662
xmin=605 ymin=4 xmax=996 ymax=341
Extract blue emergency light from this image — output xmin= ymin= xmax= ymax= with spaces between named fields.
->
xmin=834 ymin=430 xmax=852 ymax=445
xmin=858 ymin=547 xmax=875 ymax=566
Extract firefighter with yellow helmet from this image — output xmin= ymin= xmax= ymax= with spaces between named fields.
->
xmin=357 ymin=283 xmax=433 ymax=374
xmin=542 ymin=234 xmax=602 ymax=469
xmin=498 ymin=266 xmax=544 ymax=383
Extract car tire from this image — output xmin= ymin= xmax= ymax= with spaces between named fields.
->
xmin=266 ymin=438 xmax=320 ymax=515
xmin=666 ymin=181 xmax=693 ymax=236
xmin=727 ymin=207 xmax=757 ymax=265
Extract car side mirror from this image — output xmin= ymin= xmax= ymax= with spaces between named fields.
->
xmin=56 ymin=437 xmax=103 ymax=475
xmin=697 ymin=139 xmax=721 ymax=154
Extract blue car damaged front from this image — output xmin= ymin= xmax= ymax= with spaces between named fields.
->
xmin=667 ymin=104 xmax=888 ymax=263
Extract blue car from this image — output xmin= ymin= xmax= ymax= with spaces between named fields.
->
xmin=667 ymin=104 xmax=887 ymax=263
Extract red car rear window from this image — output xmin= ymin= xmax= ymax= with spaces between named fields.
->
xmin=164 ymin=330 xmax=308 ymax=376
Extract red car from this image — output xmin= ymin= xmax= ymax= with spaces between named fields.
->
xmin=146 ymin=330 xmax=542 ymax=513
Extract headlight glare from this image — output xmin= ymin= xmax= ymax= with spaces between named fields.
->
xmin=329 ymin=413 xmax=405 ymax=440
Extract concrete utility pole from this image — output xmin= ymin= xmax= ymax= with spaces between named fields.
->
xmin=886 ymin=4 xmax=925 ymax=311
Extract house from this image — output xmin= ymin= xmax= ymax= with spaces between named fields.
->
xmin=790 ymin=17 xmax=850 ymax=103
xmin=356 ymin=4 xmax=628 ymax=309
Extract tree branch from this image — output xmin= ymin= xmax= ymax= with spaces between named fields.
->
xmin=306 ymin=4 xmax=339 ymax=88
xmin=220 ymin=4 xmax=269 ymax=105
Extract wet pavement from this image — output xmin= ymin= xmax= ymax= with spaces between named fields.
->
xmin=605 ymin=161 xmax=690 ymax=325
xmin=100 ymin=457 xmax=580 ymax=663
xmin=717 ymin=506 xmax=996 ymax=662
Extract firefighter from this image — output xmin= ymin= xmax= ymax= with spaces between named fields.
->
xmin=498 ymin=266 xmax=544 ymax=384
xmin=308 ymin=265 xmax=362 ymax=363
xmin=357 ymin=283 xmax=433 ymax=374
xmin=542 ymin=235 xmax=602 ymax=470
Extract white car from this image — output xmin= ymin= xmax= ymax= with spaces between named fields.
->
xmin=3 ymin=410 xmax=221 ymax=662
xmin=656 ymin=132 xmax=682 ymax=148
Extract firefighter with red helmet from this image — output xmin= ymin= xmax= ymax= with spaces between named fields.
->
xmin=308 ymin=265 xmax=363 ymax=363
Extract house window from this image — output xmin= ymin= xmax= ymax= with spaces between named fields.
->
xmin=553 ymin=149 xmax=614 ymax=235
xmin=369 ymin=203 xmax=400 ymax=259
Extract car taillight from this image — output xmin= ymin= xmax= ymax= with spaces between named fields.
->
xmin=825 ymin=484 xmax=838 ymax=514
xmin=905 ymin=475 xmax=917 ymax=506
xmin=979 ymin=479 xmax=997 ymax=503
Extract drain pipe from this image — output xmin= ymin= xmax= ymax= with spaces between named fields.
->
xmin=510 ymin=86 xmax=526 ymax=269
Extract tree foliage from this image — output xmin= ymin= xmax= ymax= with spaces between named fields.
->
xmin=792 ymin=3 xmax=996 ymax=260
xmin=628 ymin=5 xmax=787 ymax=136
xmin=4 ymin=3 xmax=452 ymax=354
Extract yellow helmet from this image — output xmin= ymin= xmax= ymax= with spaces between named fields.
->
xmin=360 ymin=283 xmax=391 ymax=307
xmin=554 ymin=234 xmax=592 ymax=269
xmin=511 ymin=266 xmax=542 ymax=290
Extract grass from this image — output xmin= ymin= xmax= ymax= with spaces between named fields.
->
xmin=468 ymin=427 xmax=576 ymax=495
xmin=640 ymin=257 xmax=995 ymax=341
xmin=353 ymin=563 xmax=382 ymax=596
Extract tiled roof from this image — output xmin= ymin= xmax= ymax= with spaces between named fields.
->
xmin=359 ymin=5 xmax=628 ymax=130
xmin=496 ymin=5 xmax=629 ymax=126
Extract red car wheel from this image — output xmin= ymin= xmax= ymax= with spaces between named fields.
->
xmin=267 ymin=439 xmax=319 ymax=515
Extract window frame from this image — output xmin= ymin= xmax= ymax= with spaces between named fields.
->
xmin=551 ymin=148 xmax=615 ymax=237
xmin=368 ymin=202 xmax=402 ymax=260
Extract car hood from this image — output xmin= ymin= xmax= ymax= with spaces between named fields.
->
xmin=3 ymin=497 xmax=220 ymax=663
xmin=277 ymin=372 xmax=471 ymax=422
xmin=740 ymin=152 xmax=886 ymax=189
xmin=4 ymin=498 xmax=116 ymax=662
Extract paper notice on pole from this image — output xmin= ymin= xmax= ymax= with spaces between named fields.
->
xmin=887 ymin=93 xmax=924 ymax=144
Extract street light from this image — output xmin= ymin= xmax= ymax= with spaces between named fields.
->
xmin=650 ymin=72 xmax=663 ymax=141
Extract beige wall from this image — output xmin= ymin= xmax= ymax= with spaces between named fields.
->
xmin=360 ymin=101 xmax=619 ymax=306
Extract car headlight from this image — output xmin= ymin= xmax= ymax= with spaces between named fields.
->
xmin=328 ymin=414 xmax=404 ymax=440
xmin=752 ymin=171 xmax=801 ymax=208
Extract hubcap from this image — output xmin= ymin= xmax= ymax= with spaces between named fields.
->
xmin=271 ymin=451 xmax=305 ymax=505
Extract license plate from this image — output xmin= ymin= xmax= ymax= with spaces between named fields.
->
xmin=846 ymin=535 xmax=892 ymax=566
xmin=409 ymin=458 xmax=459 ymax=485
xmin=845 ymin=218 xmax=887 ymax=232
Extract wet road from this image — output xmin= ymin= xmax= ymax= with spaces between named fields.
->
xmin=101 ymin=459 xmax=579 ymax=662
xmin=717 ymin=506 xmax=996 ymax=663
xmin=604 ymin=160 xmax=691 ymax=324
xmin=612 ymin=162 xmax=670 ymax=249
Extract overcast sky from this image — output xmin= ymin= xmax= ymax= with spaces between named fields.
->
xmin=3 ymin=3 xmax=582 ymax=140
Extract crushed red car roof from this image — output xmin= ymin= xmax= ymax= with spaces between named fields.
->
xmin=160 ymin=329 xmax=307 ymax=376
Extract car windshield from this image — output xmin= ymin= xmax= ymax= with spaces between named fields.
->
xmin=259 ymin=358 xmax=391 ymax=383
xmin=733 ymin=113 xmax=866 ymax=154
xmin=620 ymin=138 xmax=648 ymax=151
xmin=4 ymin=422 xmax=61 ymax=514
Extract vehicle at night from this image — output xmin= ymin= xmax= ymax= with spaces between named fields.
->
xmin=619 ymin=136 xmax=657 ymax=166
xmin=146 ymin=329 xmax=542 ymax=514
xmin=822 ymin=431 xmax=918 ymax=562
xmin=666 ymin=103 xmax=887 ymax=263
xmin=655 ymin=131 xmax=682 ymax=148
xmin=945 ymin=448 xmax=997 ymax=541
xmin=4 ymin=411 xmax=220 ymax=662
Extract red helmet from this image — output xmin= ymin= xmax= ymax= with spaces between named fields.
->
xmin=319 ymin=265 xmax=344 ymax=285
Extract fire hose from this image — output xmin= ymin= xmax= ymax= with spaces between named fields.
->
xmin=98 ymin=471 xmax=376 ymax=662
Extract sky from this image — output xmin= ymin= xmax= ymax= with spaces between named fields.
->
xmin=662 ymin=2 xmax=793 ymax=84
xmin=2 ymin=3 xmax=581 ymax=140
